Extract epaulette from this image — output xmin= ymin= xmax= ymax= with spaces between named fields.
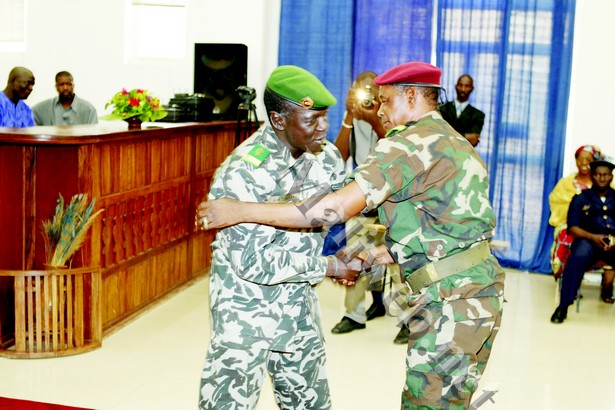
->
xmin=241 ymin=144 xmax=270 ymax=167
xmin=385 ymin=120 xmax=418 ymax=138
xmin=385 ymin=124 xmax=408 ymax=138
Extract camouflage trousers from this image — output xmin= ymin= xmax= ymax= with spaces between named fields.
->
xmin=199 ymin=328 xmax=331 ymax=410
xmin=401 ymin=295 xmax=503 ymax=410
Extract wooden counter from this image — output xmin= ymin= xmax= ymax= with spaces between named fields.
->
xmin=0 ymin=121 xmax=236 ymax=349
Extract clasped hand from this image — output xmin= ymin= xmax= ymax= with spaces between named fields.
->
xmin=328 ymin=256 xmax=363 ymax=286
xmin=595 ymin=234 xmax=615 ymax=251
xmin=330 ymin=244 xmax=395 ymax=287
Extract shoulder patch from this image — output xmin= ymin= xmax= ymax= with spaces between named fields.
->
xmin=241 ymin=144 xmax=270 ymax=167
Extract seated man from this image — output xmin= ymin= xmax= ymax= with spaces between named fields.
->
xmin=32 ymin=71 xmax=97 ymax=125
xmin=0 ymin=66 xmax=35 ymax=127
xmin=551 ymin=155 xmax=615 ymax=324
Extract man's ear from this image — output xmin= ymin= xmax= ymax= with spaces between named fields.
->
xmin=405 ymin=86 xmax=416 ymax=101
xmin=269 ymin=111 xmax=286 ymax=131
xmin=405 ymin=86 xmax=417 ymax=107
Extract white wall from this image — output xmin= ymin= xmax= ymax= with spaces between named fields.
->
xmin=0 ymin=0 xmax=609 ymax=170
xmin=565 ymin=0 xmax=615 ymax=174
xmin=0 ymin=0 xmax=281 ymax=121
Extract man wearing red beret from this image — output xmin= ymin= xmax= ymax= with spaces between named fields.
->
xmin=197 ymin=61 xmax=506 ymax=409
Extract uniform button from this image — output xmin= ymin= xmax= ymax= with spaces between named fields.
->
xmin=604 ymin=205 xmax=608 ymax=210
xmin=437 ymin=244 xmax=443 ymax=250
xmin=604 ymin=215 xmax=608 ymax=220
xmin=459 ymin=242 xmax=465 ymax=248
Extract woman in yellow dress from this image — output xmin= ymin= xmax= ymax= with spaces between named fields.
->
xmin=548 ymin=145 xmax=602 ymax=277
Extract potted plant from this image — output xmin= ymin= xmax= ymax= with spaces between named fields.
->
xmin=102 ymin=88 xmax=167 ymax=129
xmin=41 ymin=193 xmax=104 ymax=268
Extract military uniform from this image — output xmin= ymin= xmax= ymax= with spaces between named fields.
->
xmin=199 ymin=117 xmax=346 ymax=407
xmin=351 ymin=110 xmax=505 ymax=409
xmin=558 ymin=180 xmax=615 ymax=307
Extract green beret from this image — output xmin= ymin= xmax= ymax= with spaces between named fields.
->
xmin=266 ymin=65 xmax=336 ymax=110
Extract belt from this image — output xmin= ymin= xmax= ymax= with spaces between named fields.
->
xmin=405 ymin=241 xmax=491 ymax=293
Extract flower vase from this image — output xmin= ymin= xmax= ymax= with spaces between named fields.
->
xmin=125 ymin=116 xmax=143 ymax=130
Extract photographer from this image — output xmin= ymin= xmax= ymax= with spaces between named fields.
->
xmin=334 ymin=71 xmax=386 ymax=166
xmin=330 ymin=72 xmax=403 ymax=340
xmin=551 ymin=155 xmax=615 ymax=324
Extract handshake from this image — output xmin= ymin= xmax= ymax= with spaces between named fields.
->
xmin=325 ymin=243 xmax=394 ymax=287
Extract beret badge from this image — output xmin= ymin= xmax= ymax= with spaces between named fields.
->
xmin=301 ymin=97 xmax=314 ymax=109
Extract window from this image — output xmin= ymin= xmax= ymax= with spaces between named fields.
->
xmin=125 ymin=0 xmax=187 ymax=61
xmin=0 ymin=0 xmax=26 ymax=53
xmin=437 ymin=0 xmax=576 ymax=271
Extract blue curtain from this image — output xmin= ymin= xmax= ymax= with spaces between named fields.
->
xmin=279 ymin=0 xmax=576 ymax=273
xmin=278 ymin=0 xmax=354 ymax=140
xmin=436 ymin=0 xmax=576 ymax=273
xmin=279 ymin=0 xmax=433 ymax=142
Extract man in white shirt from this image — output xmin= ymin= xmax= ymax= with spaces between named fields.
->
xmin=439 ymin=74 xmax=485 ymax=147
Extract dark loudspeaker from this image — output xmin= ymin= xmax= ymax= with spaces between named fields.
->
xmin=194 ymin=43 xmax=248 ymax=121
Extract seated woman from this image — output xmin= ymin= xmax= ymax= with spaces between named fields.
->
xmin=548 ymin=145 xmax=602 ymax=278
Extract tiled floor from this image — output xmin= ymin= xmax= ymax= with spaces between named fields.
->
xmin=0 ymin=269 xmax=614 ymax=409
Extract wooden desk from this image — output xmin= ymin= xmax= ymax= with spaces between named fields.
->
xmin=0 ymin=121 xmax=235 ymax=348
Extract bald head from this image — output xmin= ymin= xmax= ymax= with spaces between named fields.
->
xmin=455 ymin=74 xmax=474 ymax=103
xmin=4 ymin=66 xmax=35 ymax=103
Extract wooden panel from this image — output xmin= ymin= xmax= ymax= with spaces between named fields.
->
xmin=0 ymin=122 xmax=236 ymax=344
xmin=101 ymin=241 xmax=189 ymax=330
xmin=0 ymin=146 xmax=25 ymax=270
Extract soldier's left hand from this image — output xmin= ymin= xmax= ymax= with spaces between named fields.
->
xmin=196 ymin=198 xmax=242 ymax=230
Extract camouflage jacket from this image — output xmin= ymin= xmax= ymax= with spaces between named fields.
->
xmin=207 ymin=124 xmax=347 ymax=351
xmin=351 ymin=111 xmax=504 ymax=302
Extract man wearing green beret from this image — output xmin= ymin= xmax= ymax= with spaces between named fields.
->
xmin=198 ymin=65 xmax=360 ymax=409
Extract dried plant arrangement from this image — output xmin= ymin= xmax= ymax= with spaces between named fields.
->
xmin=41 ymin=193 xmax=104 ymax=268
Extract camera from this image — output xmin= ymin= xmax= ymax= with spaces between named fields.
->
xmin=237 ymin=86 xmax=256 ymax=104
xmin=354 ymin=84 xmax=375 ymax=109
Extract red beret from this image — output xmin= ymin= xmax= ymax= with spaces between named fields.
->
xmin=374 ymin=61 xmax=441 ymax=87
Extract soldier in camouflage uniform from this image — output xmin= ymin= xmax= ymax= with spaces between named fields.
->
xmin=198 ymin=62 xmax=505 ymax=409
xmin=197 ymin=65 xmax=361 ymax=410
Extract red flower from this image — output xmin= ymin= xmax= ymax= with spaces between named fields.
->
xmin=129 ymin=98 xmax=140 ymax=107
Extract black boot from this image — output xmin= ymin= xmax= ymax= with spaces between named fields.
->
xmin=550 ymin=306 xmax=568 ymax=324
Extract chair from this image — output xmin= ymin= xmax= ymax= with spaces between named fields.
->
xmin=556 ymin=261 xmax=612 ymax=313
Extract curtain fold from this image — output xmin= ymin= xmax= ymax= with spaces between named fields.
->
xmin=278 ymin=0 xmax=354 ymax=138
xmin=437 ymin=0 xmax=576 ymax=273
